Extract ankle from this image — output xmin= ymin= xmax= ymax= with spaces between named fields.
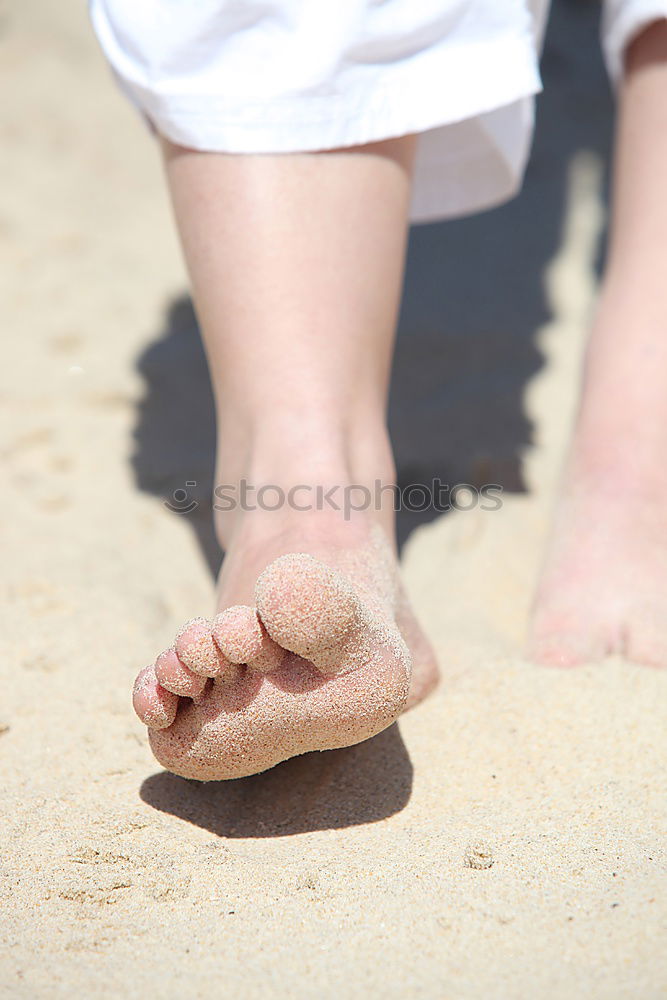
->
xmin=565 ymin=406 xmax=667 ymax=503
xmin=213 ymin=415 xmax=396 ymax=549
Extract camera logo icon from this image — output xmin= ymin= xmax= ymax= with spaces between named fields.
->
xmin=164 ymin=481 xmax=199 ymax=513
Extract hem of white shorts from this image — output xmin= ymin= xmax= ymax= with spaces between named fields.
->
xmin=602 ymin=3 xmax=667 ymax=84
xmin=409 ymin=145 xmax=524 ymax=224
xmin=111 ymin=33 xmax=541 ymax=157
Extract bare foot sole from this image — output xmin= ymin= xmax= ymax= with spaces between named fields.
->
xmin=133 ymin=525 xmax=438 ymax=780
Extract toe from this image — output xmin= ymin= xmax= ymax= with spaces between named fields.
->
xmin=527 ymin=633 xmax=592 ymax=667
xmin=255 ymin=553 xmax=364 ymax=674
xmin=175 ymin=617 xmax=228 ymax=676
xmin=212 ymin=605 xmax=285 ymax=673
xmin=155 ymin=647 xmax=207 ymax=697
xmin=132 ymin=665 xmax=178 ymax=729
xmin=528 ymin=607 xmax=609 ymax=667
xmin=620 ymin=605 xmax=667 ymax=668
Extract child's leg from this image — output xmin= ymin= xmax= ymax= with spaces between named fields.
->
xmin=530 ymin=19 xmax=667 ymax=666
xmin=133 ymin=136 xmax=439 ymax=779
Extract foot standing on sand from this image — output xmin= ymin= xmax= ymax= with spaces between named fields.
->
xmin=89 ymin=2 xmax=667 ymax=779
xmin=530 ymin=21 xmax=667 ymax=667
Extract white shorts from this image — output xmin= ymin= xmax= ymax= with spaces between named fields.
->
xmin=90 ymin=0 xmax=667 ymax=224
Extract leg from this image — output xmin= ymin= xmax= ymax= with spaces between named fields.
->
xmin=530 ymin=20 xmax=667 ymax=666
xmin=133 ymin=137 xmax=439 ymax=779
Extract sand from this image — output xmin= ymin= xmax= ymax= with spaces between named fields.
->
xmin=1 ymin=2 xmax=666 ymax=997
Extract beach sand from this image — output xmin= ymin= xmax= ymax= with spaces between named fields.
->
xmin=1 ymin=2 xmax=665 ymax=997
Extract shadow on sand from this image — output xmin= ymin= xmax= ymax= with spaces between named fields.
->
xmin=140 ymin=723 xmax=412 ymax=836
xmin=132 ymin=0 xmax=612 ymax=833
